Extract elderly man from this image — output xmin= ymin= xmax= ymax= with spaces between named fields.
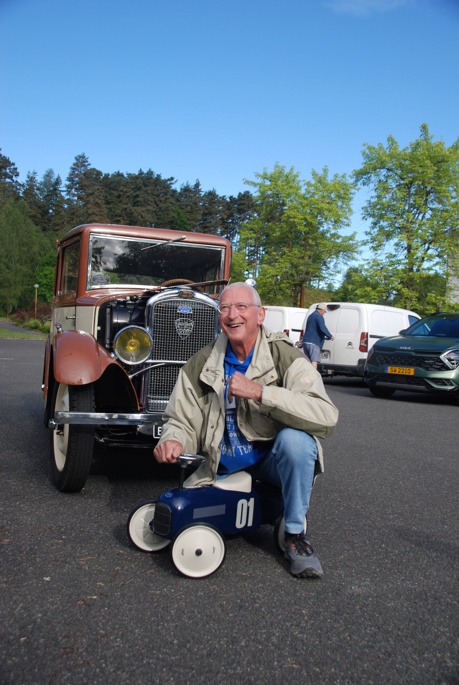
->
xmin=154 ymin=283 xmax=338 ymax=578
xmin=302 ymin=303 xmax=334 ymax=370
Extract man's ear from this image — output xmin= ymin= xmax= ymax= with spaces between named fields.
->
xmin=258 ymin=306 xmax=266 ymax=324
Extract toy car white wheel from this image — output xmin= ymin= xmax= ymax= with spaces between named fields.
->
xmin=127 ymin=502 xmax=170 ymax=552
xmin=50 ymin=383 xmax=95 ymax=492
xmin=274 ymin=515 xmax=308 ymax=553
xmin=171 ymin=524 xmax=226 ymax=578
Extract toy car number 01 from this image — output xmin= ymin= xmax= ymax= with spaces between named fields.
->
xmin=236 ymin=498 xmax=255 ymax=529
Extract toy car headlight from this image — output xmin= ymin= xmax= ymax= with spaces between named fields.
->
xmin=114 ymin=326 xmax=153 ymax=365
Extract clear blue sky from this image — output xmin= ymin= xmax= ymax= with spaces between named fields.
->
xmin=1 ymin=0 xmax=458 ymax=241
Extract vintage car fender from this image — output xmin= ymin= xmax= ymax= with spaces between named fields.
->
xmin=52 ymin=329 xmax=117 ymax=385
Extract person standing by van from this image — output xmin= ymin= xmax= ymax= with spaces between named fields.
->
xmin=303 ymin=303 xmax=334 ymax=369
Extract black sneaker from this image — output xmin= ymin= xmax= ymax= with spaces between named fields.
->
xmin=284 ymin=532 xmax=323 ymax=578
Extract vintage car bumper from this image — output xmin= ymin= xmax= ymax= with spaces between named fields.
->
xmin=50 ymin=412 xmax=164 ymax=438
xmin=51 ymin=411 xmax=158 ymax=425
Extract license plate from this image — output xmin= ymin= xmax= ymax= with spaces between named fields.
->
xmin=153 ymin=424 xmax=163 ymax=439
xmin=385 ymin=366 xmax=415 ymax=376
xmin=321 ymin=350 xmax=330 ymax=360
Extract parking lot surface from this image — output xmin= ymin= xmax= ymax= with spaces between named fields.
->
xmin=0 ymin=340 xmax=458 ymax=684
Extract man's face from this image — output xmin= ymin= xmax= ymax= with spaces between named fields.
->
xmin=219 ymin=285 xmax=265 ymax=349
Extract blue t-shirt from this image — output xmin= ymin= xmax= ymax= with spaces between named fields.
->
xmin=218 ymin=343 xmax=269 ymax=475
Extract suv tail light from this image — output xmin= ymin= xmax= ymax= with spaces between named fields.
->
xmin=359 ymin=332 xmax=368 ymax=352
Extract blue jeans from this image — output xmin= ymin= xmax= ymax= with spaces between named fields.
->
xmin=250 ymin=428 xmax=318 ymax=534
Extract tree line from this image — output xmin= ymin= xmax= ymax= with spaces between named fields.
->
xmin=1 ymin=123 xmax=458 ymax=317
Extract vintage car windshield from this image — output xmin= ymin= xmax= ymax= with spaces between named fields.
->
xmin=87 ymin=234 xmax=225 ymax=291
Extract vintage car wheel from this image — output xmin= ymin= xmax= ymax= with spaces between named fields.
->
xmin=50 ymin=383 xmax=95 ymax=493
xmin=127 ymin=501 xmax=171 ymax=552
xmin=171 ymin=524 xmax=226 ymax=578
xmin=273 ymin=515 xmax=308 ymax=553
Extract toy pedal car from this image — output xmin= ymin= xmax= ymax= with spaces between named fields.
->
xmin=127 ymin=454 xmax=307 ymax=578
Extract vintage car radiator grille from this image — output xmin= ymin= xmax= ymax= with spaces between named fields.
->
xmin=146 ymin=297 xmax=217 ymax=413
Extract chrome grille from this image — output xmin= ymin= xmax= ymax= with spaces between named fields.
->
xmin=370 ymin=351 xmax=445 ymax=371
xmin=145 ymin=293 xmax=218 ymax=413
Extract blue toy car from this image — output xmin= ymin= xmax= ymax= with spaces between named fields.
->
xmin=127 ymin=455 xmax=307 ymax=578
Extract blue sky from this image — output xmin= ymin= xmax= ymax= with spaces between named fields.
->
xmin=1 ymin=0 xmax=458 ymax=245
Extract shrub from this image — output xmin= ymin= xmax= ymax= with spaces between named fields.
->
xmin=25 ymin=318 xmax=42 ymax=330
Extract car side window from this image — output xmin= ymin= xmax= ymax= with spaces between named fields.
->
xmin=60 ymin=241 xmax=80 ymax=294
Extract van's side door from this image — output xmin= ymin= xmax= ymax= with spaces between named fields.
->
xmin=327 ymin=306 xmax=362 ymax=367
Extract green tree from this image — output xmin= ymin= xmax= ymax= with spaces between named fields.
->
xmin=178 ymin=181 xmax=202 ymax=231
xmin=65 ymin=153 xmax=91 ymax=225
xmin=35 ymin=248 xmax=57 ymax=304
xmin=353 ymin=124 xmax=459 ymax=311
xmin=0 ymin=150 xmax=21 ymax=204
xmin=22 ymin=171 xmax=41 ymax=226
xmin=243 ymin=163 xmax=356 ymax=305
xmin=0 ymin=200 xmax=45 ymax=313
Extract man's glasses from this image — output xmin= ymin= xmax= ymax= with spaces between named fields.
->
xmin=217 ymin=302 xmax=261 ymax=315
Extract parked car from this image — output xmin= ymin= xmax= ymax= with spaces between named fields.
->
xmin=263 ymin=306 xmax=309 ymax=344
xmin=42 ymin=223 xmax=232 ymax=492
xmin=300 ymin=302 xmax=420 ymax=378
xmin=364 ymin=312 xmax=459 ymax=399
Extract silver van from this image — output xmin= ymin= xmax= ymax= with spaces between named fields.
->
xmin=301 ymin=302 xmax=420 ymax=377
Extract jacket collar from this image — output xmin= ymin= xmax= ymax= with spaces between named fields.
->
xmin=200 ymin=326 xmax=290 ymax=388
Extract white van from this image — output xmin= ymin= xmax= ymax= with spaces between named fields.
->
xmin=263 ymin=306 xmax=309 ymax=344
xmin=301 ymin=302 xmax=420 ymax=377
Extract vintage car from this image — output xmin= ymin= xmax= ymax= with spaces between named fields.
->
xmin=42 ymin=223 xmax=231 ymax=492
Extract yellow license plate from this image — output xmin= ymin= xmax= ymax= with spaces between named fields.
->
xmin=386 ymin=366 xmax=415 ymax=375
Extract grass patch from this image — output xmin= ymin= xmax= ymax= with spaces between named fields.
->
xmin=0 ymin=319 xmax=47 ymax=339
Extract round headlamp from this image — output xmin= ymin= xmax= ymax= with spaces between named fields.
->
xmin=113 ymin=326 xmax=153 ymax=365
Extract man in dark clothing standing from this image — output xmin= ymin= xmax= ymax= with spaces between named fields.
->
xmin=302 ymin=303 xmax=334 ymax=370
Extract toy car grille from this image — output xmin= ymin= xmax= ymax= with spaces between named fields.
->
xmin=145 ymin=297 xmax=217 ymax=413
xmin=153 ymin=502 xmax=172 ymax=535
xmin=371 ymin=351 xmax=445 ymax=371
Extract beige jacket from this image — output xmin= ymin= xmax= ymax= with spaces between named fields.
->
xmin=159 ymin=326 xmax=339 ymax=486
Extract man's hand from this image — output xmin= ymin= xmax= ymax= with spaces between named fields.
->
xmin=154 ymin=439 xmax=183 ymax=464
xmin=227 ymin=371 xmax=263 ymax=403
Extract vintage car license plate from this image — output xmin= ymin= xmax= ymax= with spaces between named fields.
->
xmin=321 ymin=350 xmax=330 ymax=360
xmin=385 ymin=366 xmax=415 ymax=375
xmin=153 ymin=424 xmax=163 ymax=439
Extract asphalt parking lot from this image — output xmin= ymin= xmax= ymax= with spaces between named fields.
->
xmin=0 ymin=339 xmax=458 ymax=684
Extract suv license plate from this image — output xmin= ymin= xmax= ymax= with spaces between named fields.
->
xmin=386 ymin=366 xmax=415 ymax=375
xmin=153 ymin=424 xmax=163 ymax=439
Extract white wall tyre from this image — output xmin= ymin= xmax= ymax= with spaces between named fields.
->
xmin=50 ymin=383 xmax=95 ymax=492
xmin=171 ymin=524 xmax=226 ymax=578
xmin=274 ymin=515 xmax=308 ymax=553
xmin=127 ymin=502 xmax=170 ymax=552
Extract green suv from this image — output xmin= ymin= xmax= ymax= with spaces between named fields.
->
xmin=364 ymin=313 xmax=459 ymax=399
